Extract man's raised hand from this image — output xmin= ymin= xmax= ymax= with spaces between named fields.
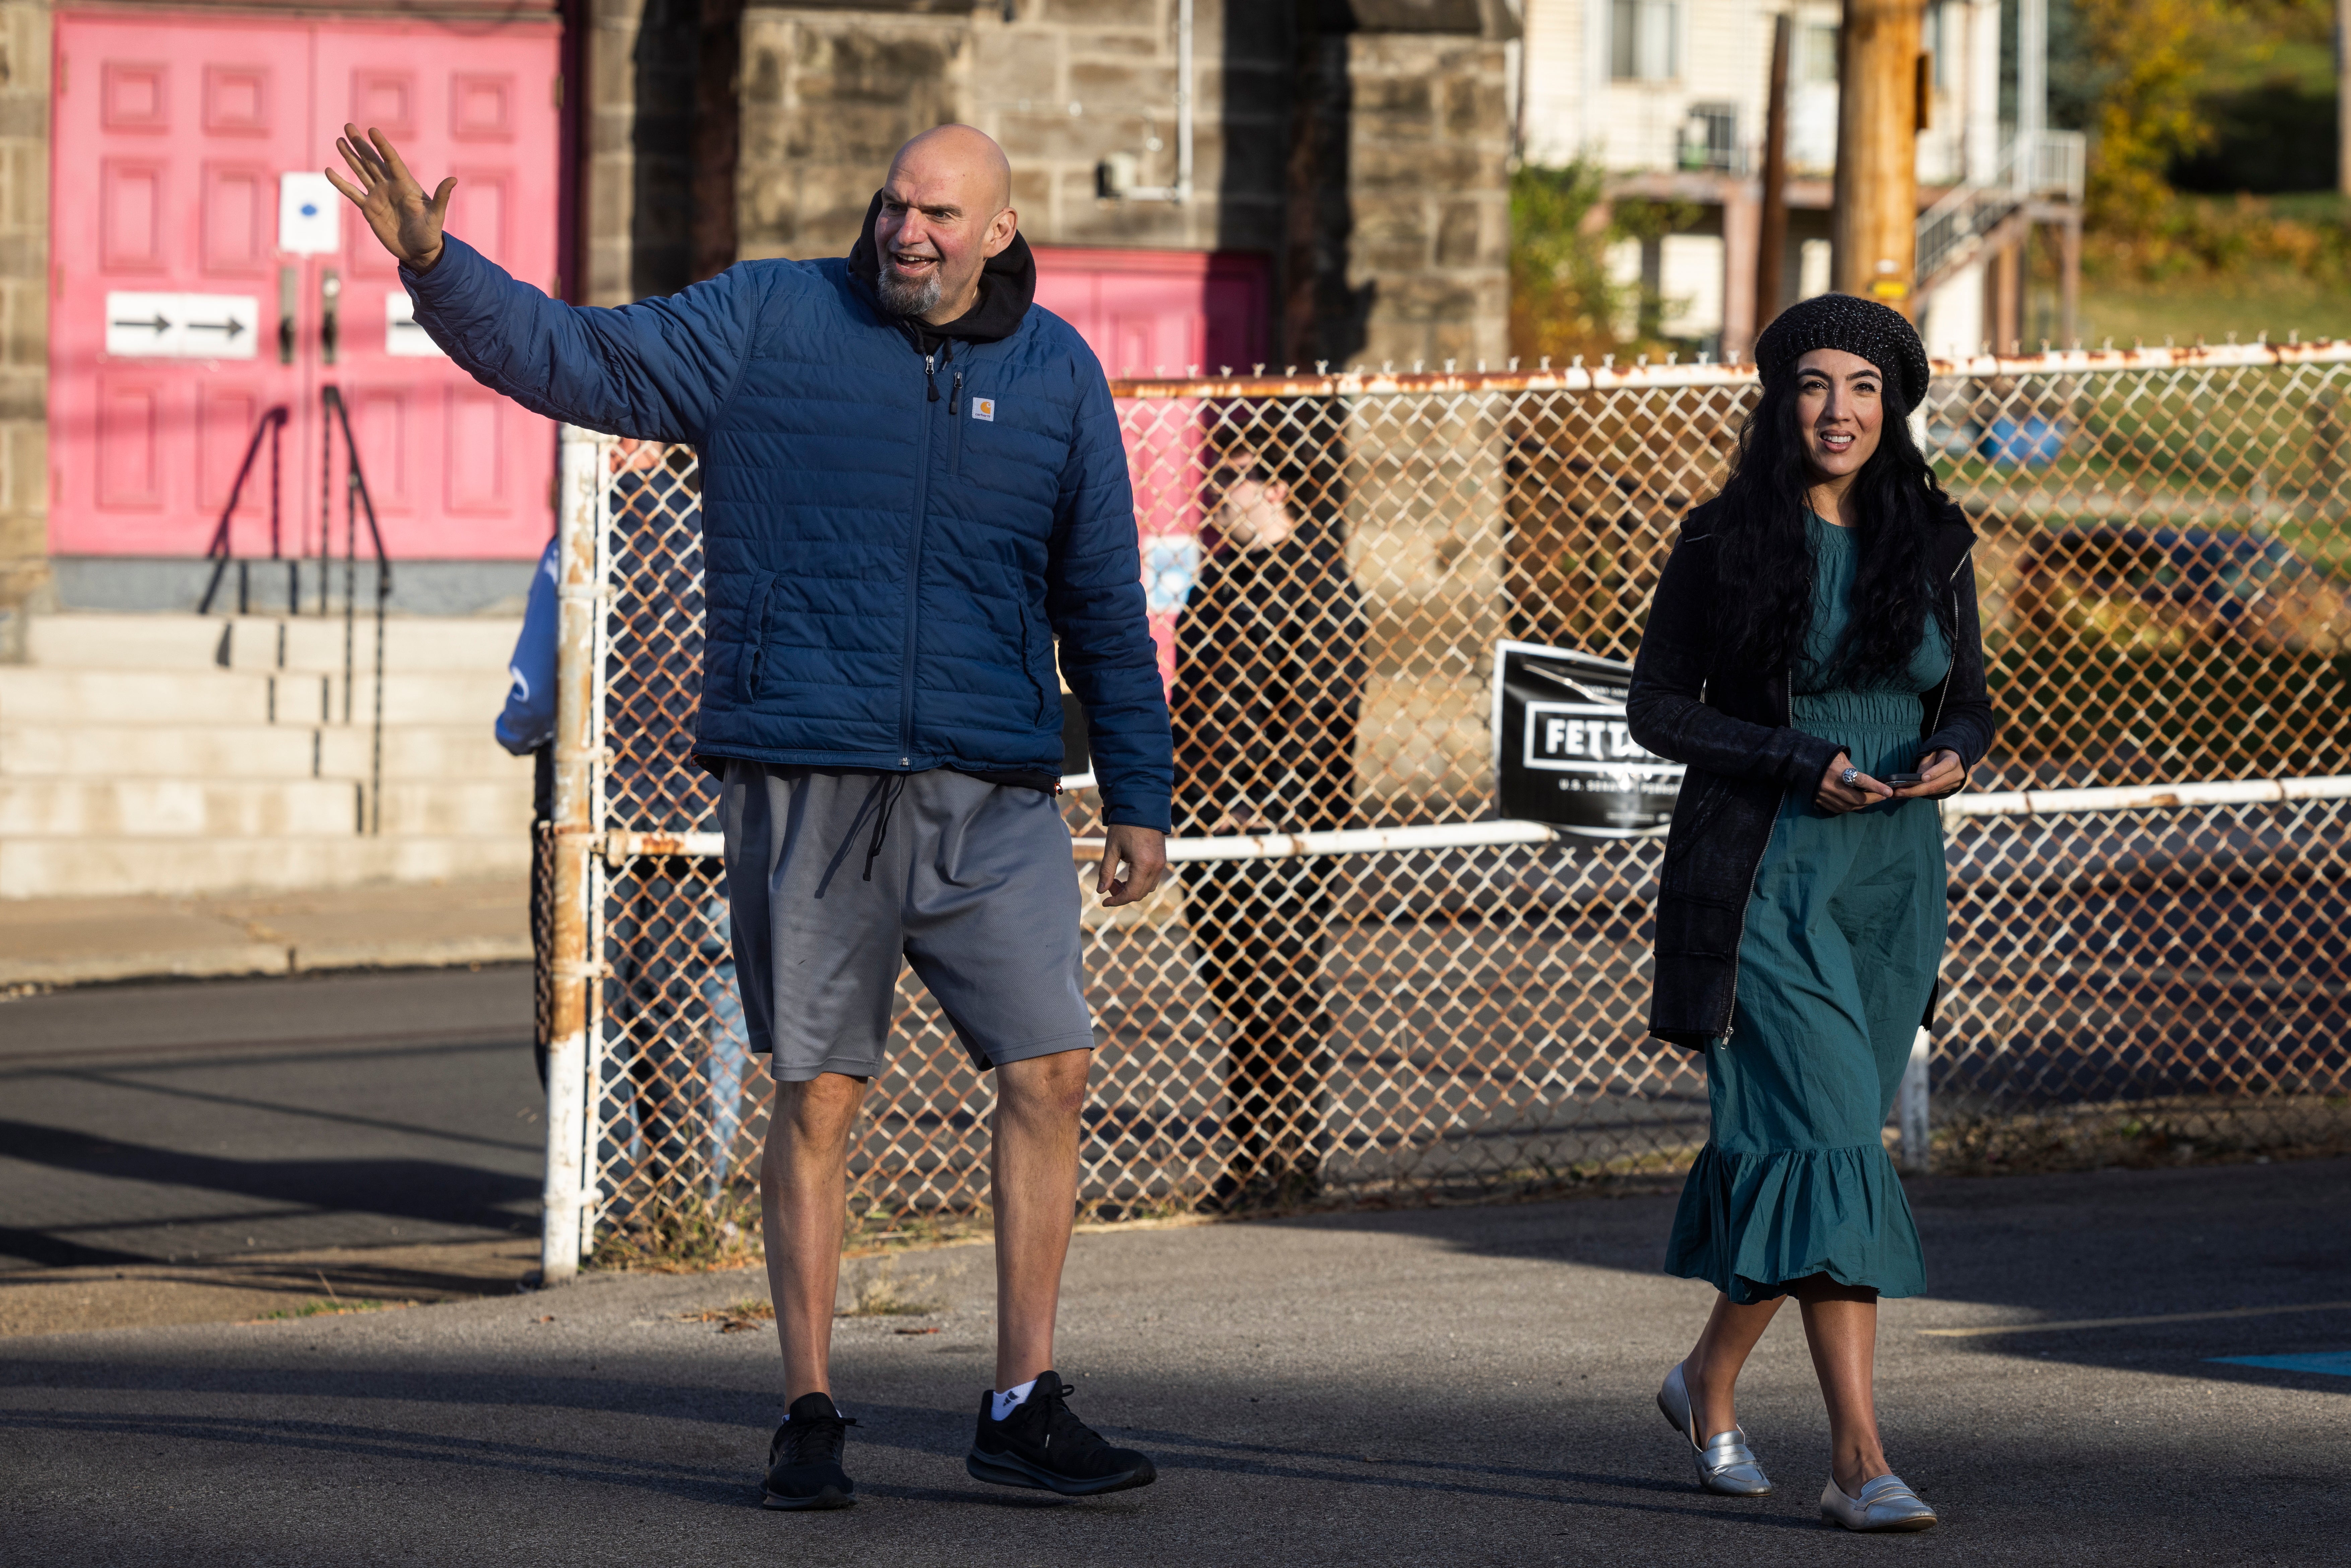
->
xmin=324 ymin=124 xmax=453 ymax=273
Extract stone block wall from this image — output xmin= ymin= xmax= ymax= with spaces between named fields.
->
xmin=736 ymin=0 xmax=1289 ymax=263
xmin=0 ymin=0 xmax=48 ymax=661
xmin=1285 ymin=25 xmax=1511 ymax=372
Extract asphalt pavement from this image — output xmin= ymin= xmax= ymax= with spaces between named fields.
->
xmin=3 ymin=1156 xmax=2346 ymax=1566
xmin=0 ymin=965 xmax=542 ymax=1330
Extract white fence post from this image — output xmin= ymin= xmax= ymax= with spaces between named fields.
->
xmin=540 ymin=424 xmax=601 ymax=1284
xmin=1898 ymin=1026 xmax=1932 ymax=1174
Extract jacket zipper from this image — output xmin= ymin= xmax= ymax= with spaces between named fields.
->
xmin=1923 ymin=547 xmax=1971 ymax=742
xmin=949 ymin=368 xmax=965 ymax=476
xmin=898 ymin=351 xmax=938 ymax=766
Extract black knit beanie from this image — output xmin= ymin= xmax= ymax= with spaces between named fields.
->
xmin=1752 ymin=293 xmax=1931 ymax=412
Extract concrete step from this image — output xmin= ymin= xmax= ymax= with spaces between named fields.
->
xmin=0 ymin=778 xmax=365 ymax=837
xmin=0 ymin=778 xmax=531 ymax=838
xmin=220 ymin=614 xmax=526 ymax=675
xmin=26 ymin=612 xmax=526 ymax=674
xmin=317 ymin=725 xmax=536 ymax=783
xmin=0 ymin=668 xmax=275 ymax=724
xmin=375 ymin=780 xmax=534 ymax=837
xmin=0 ymin=834 xmax=533 ymax=900
xmin=0 ymin=667 xmax=515 ymax=727
xmin=3 ymin=723 xmax=532 ymax=781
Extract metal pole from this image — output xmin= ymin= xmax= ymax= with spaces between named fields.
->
xmin=2340 ymin=0 xmax=2351 ymax=197
xmin=1898 ymin=1026 xmax=1932 ymax=1173
xmin=1174 ymin=0 xmax=1193 ymax=202
xmin=1755 ymin=11 xmax=1793 ymax=328
xmin=542 ymin=424 xmax=602 ymax=1284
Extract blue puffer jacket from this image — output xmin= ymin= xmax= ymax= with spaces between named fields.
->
xmin=403 ymin=229 xmax=1173 ymax=830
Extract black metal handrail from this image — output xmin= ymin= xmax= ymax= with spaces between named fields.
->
xmin=196 ymin=405 xmax=291 ymax=616
xmin=321 ymin=385 xmax=392 ymax=835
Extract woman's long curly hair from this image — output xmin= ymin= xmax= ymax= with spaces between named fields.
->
xmin=1713 ymin=372 xmax=1967 ymax=686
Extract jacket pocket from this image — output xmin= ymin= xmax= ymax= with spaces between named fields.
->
xmin=1018 ymin=598 xmax=1055 ymax=728
xmin=736 ymin=571 xmax=778 ymax=701
xmin=1661 ymin=775 xmax=1729 ymax=865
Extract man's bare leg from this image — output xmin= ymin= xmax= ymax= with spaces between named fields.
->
xmin=760 ymin=1071 xmax=869 ymax=1402
xmin=988 ymin=1048 xmax=1090 ymax=1389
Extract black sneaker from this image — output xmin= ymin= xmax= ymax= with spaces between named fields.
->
xmin=966 ymin=1372 xmax=1157 ymax=1497
xmin=761 ymin=1391 xmax=856 ymax=1509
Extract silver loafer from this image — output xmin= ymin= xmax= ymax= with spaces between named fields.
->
xmin=1655 ymin=1362 xmax=1773 ymax=1496
xmin=1820 ymin=1473 xmax=1939 ymax=1532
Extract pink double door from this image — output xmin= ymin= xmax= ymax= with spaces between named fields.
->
xmin=51 ymin=9 xmax=562 ymax=566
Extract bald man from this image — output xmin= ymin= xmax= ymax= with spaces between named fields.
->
xmin=331 ymin=123 xmax=1168 ymax=1509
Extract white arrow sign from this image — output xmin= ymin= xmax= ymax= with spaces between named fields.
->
xmin=105 ymin=292 xmax=260 ymax=360
xmin=105 ymin=292 xmax=182 ymax=357
xmin=385 ymin=291 xmax=448 ymax=358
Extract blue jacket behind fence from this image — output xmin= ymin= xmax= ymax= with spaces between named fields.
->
xmin=404 ymin=233 xmax=1173 ymax=831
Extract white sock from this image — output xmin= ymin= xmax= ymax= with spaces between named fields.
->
xmin=990 ymin=1377 xmax=1040 ymax=1422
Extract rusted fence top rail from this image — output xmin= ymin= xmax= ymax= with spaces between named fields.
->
xmin=591 ymin=777 xmax=2351 ymax=867
xmin=1101 ymin=338 xmax=2351 ymax=400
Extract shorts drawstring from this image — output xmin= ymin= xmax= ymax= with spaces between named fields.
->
xmin=862 ymin=772 xmax=907 ymax=882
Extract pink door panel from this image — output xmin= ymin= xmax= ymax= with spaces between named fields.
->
xmin=54 ymin=16 xmax=309 ymax=559
xmin=1031 ymin=247 xmax=1269 ymax=689
xmin=51 ymin=11 xmax=561 ymax=565
xmin=315 ymin=20 xmax=560 ymax=559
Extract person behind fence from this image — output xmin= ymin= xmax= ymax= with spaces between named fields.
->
xmin=1171 ymin=450 xmax=1366 ymax=1209
xmin=328 ymin=122 xmax=1172 ymax=1510
xmin=1624 ymin=294 xmax=1994 ymax=1533
xmin=595 ymin=443 xmax=756 ymax=1201
xmin=495 ymin=529 xmax=559 ymax=1090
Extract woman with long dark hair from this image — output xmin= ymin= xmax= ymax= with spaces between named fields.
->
xmin=1625 ymin=296 xmax=1994 ymax=1532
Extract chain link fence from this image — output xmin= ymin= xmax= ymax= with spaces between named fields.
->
xmin=536 ymin=344 xmax=2351 ymax=1276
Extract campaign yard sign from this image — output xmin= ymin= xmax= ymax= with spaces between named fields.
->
xmin=1490 ymin=639 xmax=1683 ymax=837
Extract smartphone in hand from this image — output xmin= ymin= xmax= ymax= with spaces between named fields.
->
xmin=1886 ymin=772 xmax=1924 ymax=788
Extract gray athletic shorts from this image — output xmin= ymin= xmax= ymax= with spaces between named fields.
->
xmin=718 ymin=761 xmax=1095 ymax=1081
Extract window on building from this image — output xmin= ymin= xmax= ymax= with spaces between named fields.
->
xmin=1611 ymin=0 xmax=1680 ymax=82
xmin=1800 ymin=22 xmax=1839 ymax=84
xmin=1679 ymin=103 xmax=1739 ymax=171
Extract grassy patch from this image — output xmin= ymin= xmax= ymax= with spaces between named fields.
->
xmin=2076 ymin=265 xmax=2351 ymax=350
xmin=838 ymin=1261 xmax=943 ymax=1318
xmin=589 ymin=1174 xmax=763 ymax=1273
xmin=680 ymin=1298 xmax=774 ymax=1334
xmin=1935 ymin=1096 xmax=2351 ymax=1176
xmin=254 ymin=1297 xmax=399 ymax=1321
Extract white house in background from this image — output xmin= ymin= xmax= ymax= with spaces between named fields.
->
xmin=1517 ymin=0 xmax=2082 ymax=360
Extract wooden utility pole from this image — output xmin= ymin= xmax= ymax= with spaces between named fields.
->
xmin=1756 ymin=12 xmax=1793 ymax=329
xmin=1831 ymin=0 xmax=1924 ymax=315
xmin=2339 ymin=0 xmax=2351 ymax=195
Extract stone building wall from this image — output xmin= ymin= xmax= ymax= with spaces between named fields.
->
xmin=735 ymin=0 xmax=1290 ymax=264
xmin=1301 ymin=10 xmax=1517 ymax=814
xmin=0 ymin=0 xmax=49 ymax=661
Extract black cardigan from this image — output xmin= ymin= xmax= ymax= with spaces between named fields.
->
xmin=1170 ymin=534 xmax=1368 ymax=837
xmin=1624 ymin=497 xmax=1997 ymax=1049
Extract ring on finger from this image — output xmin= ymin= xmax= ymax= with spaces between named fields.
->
xmin=1839 ymin=766 xmax=1861 ymax=787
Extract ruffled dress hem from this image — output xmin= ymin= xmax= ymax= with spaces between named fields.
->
xmin=1663 ymin=1140 xmax=1925 ymax=1305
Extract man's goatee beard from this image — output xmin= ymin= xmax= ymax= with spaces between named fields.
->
xmin=878 ymin=267 xmax=942 ymax=319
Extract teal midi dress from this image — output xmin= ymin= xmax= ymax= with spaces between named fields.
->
xmin=1663 ymin=514 xmax=1951 ymax=1305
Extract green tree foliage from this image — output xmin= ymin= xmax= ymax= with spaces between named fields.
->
xmin=2068 ymin=0 xmax=2350 ymax=278
xmin=2075 ymin=0 xmax=2221 ymax=235
xmin=1509 ymin=161 xmax=1696 ymax=364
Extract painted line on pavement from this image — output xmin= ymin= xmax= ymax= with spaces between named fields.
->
xmin=1920 ymin=1301 xmax=2351 ymax=1337
xmin=2207 ymin=1352 xmax=2351 ymax=1377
